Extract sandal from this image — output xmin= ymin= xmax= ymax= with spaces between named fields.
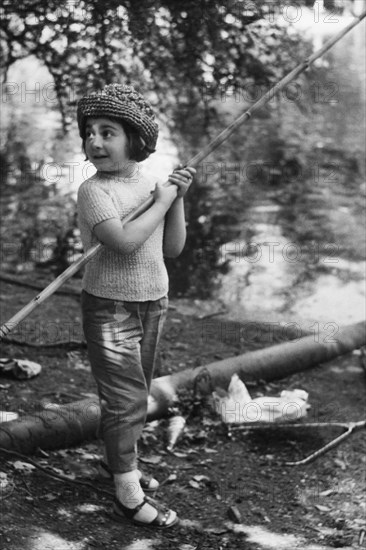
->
xmin=112 ymin=495 xmax=178 ymax=529
xmin=98 ymin=461 xmax=159 ymax=493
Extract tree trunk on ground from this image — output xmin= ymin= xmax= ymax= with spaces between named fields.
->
xmin=0 ymin=400 xmax=100 ymax=456
xmin=147 ymin=320 xmax=366 ymax=418
xmin=0 ymin=321 xmax=364 ymax=455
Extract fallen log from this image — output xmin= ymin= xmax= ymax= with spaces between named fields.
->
xmin=0 ymin=400 xmax=100 ymax=455
xmin=0 ymin=320 xmax=364 ymax=454
xmin=147 ymin=320 xmax=366 ymax=418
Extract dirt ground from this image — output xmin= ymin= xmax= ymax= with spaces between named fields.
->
xmin=0 ymin=276 xmax=365 ymax=550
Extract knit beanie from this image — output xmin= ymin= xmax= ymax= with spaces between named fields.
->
xmin=77 ymin=84 xmax=159 ymax=160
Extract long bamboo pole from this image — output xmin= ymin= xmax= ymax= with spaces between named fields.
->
xmin=1 ymin=10 xmax=365 ymax=339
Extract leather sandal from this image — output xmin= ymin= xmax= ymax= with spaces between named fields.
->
xmin=112 ymin=495 xmax=178 ymax=529
xmin=98 ymin=461 xmax=159 ymax=493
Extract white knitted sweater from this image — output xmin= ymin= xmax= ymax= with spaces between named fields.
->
xmin=77 ymin=166 xmax=168 ymax=301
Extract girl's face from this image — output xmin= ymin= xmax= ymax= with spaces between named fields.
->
xmin=84 ymin=117 xmax=130 ymax=173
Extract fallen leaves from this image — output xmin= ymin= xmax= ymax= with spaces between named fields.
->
xmin=319 ymin=488 xmax=337 ymax=497
xmin=227 ymin=505 xmax=242 ymax=523
xmin=333 ymin=457 xmax=347 ymax=470
xmin=170 ymin=451 xmax=191 ymax=458
xmin=188 ymin=475 xmax=211 ymax=490
xmin=160 ymin=473 xmax=177 ymax=486
xmin=13 ymin=461 xmax=36 ymax=473
xmin=139 ymin=455 xmax=163 ymax=465
xmin=0 ymin=358 xmax=42 ymax=379
xmin=42 ymin=493 xmax=58 ymax=501
xmin=66 ymin=351 xmax=90 ymax=371
xmin=76 ymin=503 xmax=105 ymax=514
xmin=192 ymin=475 xmax=210 ymax=483
xmin=0 ymin=472 xmax=14 ymax=500
xmin=188 ymin=479 xmax=201 ymax=490
xmin=314 ymin=504 xmax=332 ymax=512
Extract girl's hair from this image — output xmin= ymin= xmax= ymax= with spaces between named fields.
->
xmin=82 ymin=117 xmax=149 ymax=162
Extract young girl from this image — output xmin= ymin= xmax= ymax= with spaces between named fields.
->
xmin=77 ymin=83 xmax=195 ymax=529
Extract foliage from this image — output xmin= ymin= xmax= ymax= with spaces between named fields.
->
xmin=1 ymin=0 xmax=313 ymax=132
xmin=0 ymin=0 xmax=320 ymax=293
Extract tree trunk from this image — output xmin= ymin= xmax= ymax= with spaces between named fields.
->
xmin=0 ymin=321 xmax=364 ymax=455
xmin=0 ymin=400 xmax=100 ymax=455
xmin=147 ymin=320 xmax=366 ymax=418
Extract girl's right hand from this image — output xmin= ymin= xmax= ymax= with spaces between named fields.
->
xmin=152 ymin=182 xmax=178 ymax=209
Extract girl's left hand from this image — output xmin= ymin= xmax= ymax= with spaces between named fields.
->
xmin=168 ymin=166 xmax=196 ymax=198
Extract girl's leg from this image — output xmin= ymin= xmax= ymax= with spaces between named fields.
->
xmin=139 ymin=295 xmax=168 ymax=391
xmin=135 ymin=296 xmax=168 ymax=488
xmin=97 ymin=295 xmax=167 ymax=492
xmin=81 ymin=292 xmax=148 ymax=474
xmin=81 ymin=292 xmax=176 ymax=526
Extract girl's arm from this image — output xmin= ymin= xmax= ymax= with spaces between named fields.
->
xmin=93 ymin=183 xmax=178 ymax=254
xmin=163 ymin=197 xmax=186 ymax=258
xmin=93 ymin=167 xmax=195 ymax=256
xmin=163 ymin=167 xmax=196 ymax=258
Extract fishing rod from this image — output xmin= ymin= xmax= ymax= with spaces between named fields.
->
xmin=1 ymin=9 xmax=365 ymax=339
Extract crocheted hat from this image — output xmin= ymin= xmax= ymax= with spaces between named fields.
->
xmin=77 ymin=83 xmax=159 ymax=160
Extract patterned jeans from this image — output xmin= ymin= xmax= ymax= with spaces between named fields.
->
xmin=81 ymin=290 xmax=168 ymax=473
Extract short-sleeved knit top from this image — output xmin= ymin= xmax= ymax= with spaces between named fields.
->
xmin=77 ymin=164 xmax=169 ymax=301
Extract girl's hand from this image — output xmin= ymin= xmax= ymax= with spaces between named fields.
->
xmin=152 ymin=182 xmax=178 ymax=209
xmin=168 ymin=165 xmax=196 ymax=198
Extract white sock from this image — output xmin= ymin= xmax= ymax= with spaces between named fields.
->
xmin=102 ymin=451 xmax=159 ymax=490
xmin=114 ymin=470 xmax=159 ymax=523
xmin=114 ymin=470 xmax=143 ymax=507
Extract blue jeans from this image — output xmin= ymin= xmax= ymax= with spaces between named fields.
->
xmin=81 ymin=290 xmax=168 ymax=473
